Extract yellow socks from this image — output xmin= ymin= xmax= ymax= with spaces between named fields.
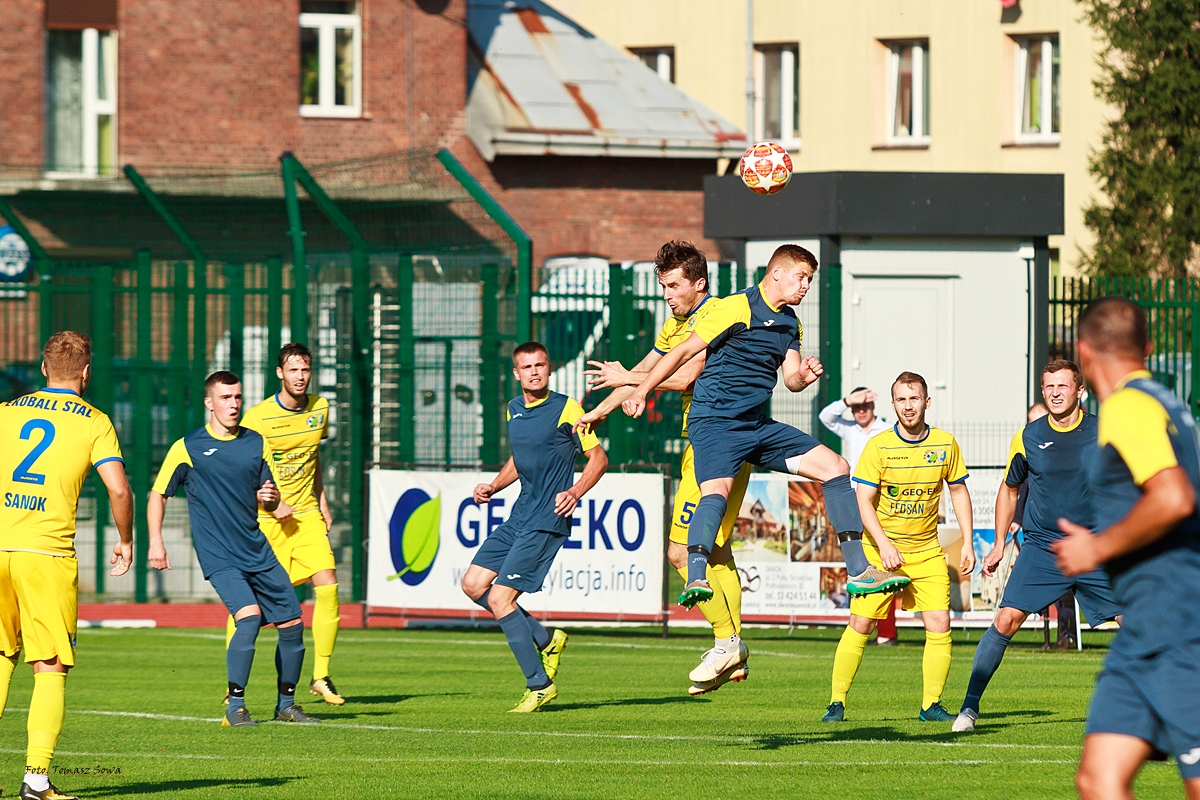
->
xmin=26 ymin=671 xmax=66 ymax=777
xmin=710 ymin=560 xmax=743 ymax=636
xmin=225 ymin=614 xmax=236 ymax=648
xmin=676 ymin=565 xmax=736 ymax=639
xmin=0 ymin=653 xmax=16 ymax=717
xmin=922 ymin=630 xmax=954 ymax=709
xmin=831 ymin=627 xmax=871 ymax=704
xmin=312 ymin=583 xmax=340 ymax=680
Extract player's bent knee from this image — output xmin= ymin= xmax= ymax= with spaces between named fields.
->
xmin=277 ymin=618 xmax=303 ymax=629
xmin=233 ymin=604 xmax=262 ymax=622
xmin=848 ymin=615 xmax=876 ymax=635
xmin=666 ymin=542 xmax=687 ymax=571
xmin=994 ymin=607 xmax=1027 ymax=636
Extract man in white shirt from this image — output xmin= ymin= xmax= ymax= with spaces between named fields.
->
xmin=819 ymin=387 xmax=896 ymax=644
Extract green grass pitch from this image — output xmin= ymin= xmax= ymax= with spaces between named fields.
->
xmin=0 ymin=626 xmax=1182 ymax=799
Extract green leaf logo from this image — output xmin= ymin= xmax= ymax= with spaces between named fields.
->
xmin=386 ymin=490 xmax=441 ymax=585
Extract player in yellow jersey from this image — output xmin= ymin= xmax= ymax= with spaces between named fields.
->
xmin=823 ymin=371 xmax=975 ymax=723
xmin=577 ymin=241 xmax=752 ymax=695
xmin=238 ymin=343 xmax=343 ymax=705
xmin=0 ymin=332 xmax=134 ymax=800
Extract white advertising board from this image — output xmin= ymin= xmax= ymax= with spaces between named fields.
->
xmin=367 ymin=469 xmax=665 ymax=621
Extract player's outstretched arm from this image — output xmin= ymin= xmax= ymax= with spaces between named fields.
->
xmin=782 ymin=351 xmax=823 ymax=393
xmin=96 ymin=460 xmax=134 ymax=577
xmin=622 ymin=333 xmax=707 ymax=418
xmin=1055 ymin=466 xmax=1195 ymax=575
xmin=578 ymin=351 xmax=707 ymax=433
xmin=948 ymin=482 xmax=976 ymax=575
xmin=146 ymin=491 xmax=172 ymax=571
xmin=474 ymin=456 xmax=517 ymax=504
xmin=855 ymin=483 xmax=905 ymax=569
xmin=985 ymin=482 xmax=1020 ymax=576
xmin=556 ymin=444 xmax=608 ymax=516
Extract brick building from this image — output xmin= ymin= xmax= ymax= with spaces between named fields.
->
xmin=0 ymin=0 xmax=744 ymax=266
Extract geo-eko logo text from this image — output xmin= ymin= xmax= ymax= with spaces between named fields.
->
xmin=386 ymin=488 xmax=441 ymax=586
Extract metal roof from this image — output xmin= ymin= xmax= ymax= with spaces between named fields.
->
xmin=466 ymin=1 xmax=746 ymax=161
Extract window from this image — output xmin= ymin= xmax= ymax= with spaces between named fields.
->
xmin=299 ymin=1 xmax=361 ymax=118
xmin=754 ymin=44 xmax=799 ymax=146
xmin=46 ymin=28 xmax=117 ymax=176
xmin=631 ymin=47 xmax=674 ymax=83
xmin=1014 ymin=35 xmax=1060 ymax=142
xmin=885 ymin=40 xmax=930 ymax=145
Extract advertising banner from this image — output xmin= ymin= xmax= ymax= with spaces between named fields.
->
xmin=367 ymin=469 xmax=665 ymax=621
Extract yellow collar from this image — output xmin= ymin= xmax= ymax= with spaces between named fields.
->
xmin=757 ymin=281 xmax=782 ymax=313
xmin=206 ymin=423 xmax=239 ymax=441
xmin=1048 ymin=409 xmax=1086 ymax=432
xmin=1113 ymin=369 xmax=1153 ymax=393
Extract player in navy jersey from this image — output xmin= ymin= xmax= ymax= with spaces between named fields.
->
xmin=953 ymin=360 xmax=1121 ymax=732
xmin=460 ymin=343 xmax=608 ymax=712
xmin=622 ymin=244 xmax=907 ymax=607
xmin=1054 ymin=298 xmax=1200 ymax=799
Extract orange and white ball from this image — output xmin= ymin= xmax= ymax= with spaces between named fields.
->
xmin=738 ymin=142 xmax=792 ymax=195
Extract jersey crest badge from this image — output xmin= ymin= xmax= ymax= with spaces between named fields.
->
xmin=923 ymin=449 xmax=946 ymax=464
xmin=306 ymin=413 xmax=325 ymax=429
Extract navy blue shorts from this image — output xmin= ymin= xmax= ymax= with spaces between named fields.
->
xmin=208 ymin=562 xmax=302 ymax=625
xmin=471 ymin=521 xmax=567 ymax=594
xmin=687 ymin=412 xmax=821 ymax=484
xmin=1087 ymin=643 xmax=1200 ymax=779
xmin=1000 ymin=542 xmax=1121 ymax=625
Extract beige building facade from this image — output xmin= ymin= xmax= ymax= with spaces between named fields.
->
xmin=548 ymin=0 xmax=1109 ymax=274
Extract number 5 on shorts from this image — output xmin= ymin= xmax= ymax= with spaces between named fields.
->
xmin=679 ymin=501 xmax=696 ymax=526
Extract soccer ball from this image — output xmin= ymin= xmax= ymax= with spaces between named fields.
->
xmin=738 ymin=142 xmax=792 ymax=195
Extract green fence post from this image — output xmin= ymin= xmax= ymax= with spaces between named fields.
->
xmin=170 ymin=262 xmax=189 ymax=443
xmin=281 ymin=155 xmax=308 ymax=347
xmin=133 ymin=251 xmax=153 ymax=603
xmin=192 ymin=260 xmax=208 ymax=430
xmin=434 ymin=149 xmax=532 ymax=341
xmin=397 ymin=255 xmax=415 ymax=464
xmin=267 ymin=256 xmax=283 ymax=392
xmin=480 ymin=264 xmax=502 ymax=465
xmin=606 ymin=263 xmax=637 ymax=465
xmin=349 ymin=249 xmax=370 ymax=600
xmin=817 ymin=237 xmax=843 ymax=453
xmin=91 ymin=263 xmax=115 ymax=597
xmin=225 ymin=263 xmax=245 ymax=380
xmin=1192 ymin=297 xmax=1200 ymax=419
xmin=717 ymin=262 xmax=732 ymax=298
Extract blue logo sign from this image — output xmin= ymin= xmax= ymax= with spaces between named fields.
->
xmin=0 ymin=226 xmax=31 ymax=284
xmin=386 ymin=488 xmax=441 ymax=586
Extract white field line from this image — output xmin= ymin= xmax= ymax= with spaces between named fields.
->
xmin=11 ymin=708 xmax=1077 ymax=749
xmin=107 ymin=630 xmax=1105 ymax=663
xmin=0 ymin=747 xmax=1075 ymax=768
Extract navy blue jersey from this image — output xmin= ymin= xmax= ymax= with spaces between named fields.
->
xmin=152 ymin=425 xmax=282 ymax=578
xmin=1004 ymin=412 xmax=1097 ymax=549
xmin=687 ymin=284 xmax=801 ymax=419
xmin=1089 ymin=372 xmax=1200 ymax=656
xmin=505 ymin=391 xmax=599 ymax=536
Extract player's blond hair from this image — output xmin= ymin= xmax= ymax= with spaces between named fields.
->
xmin=768 ymin=244 xmax=818 ymax=272
xmin=43 ymin=331 xmax=92 ymax=380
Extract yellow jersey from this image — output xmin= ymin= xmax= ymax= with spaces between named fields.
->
xmin=240 ymin=393 xmax=329 ymax=517
xmin=852 ymin=424 xmax=968 ymax=553
xmin=653 ymin=295 xmax=719 ymax=437
xmin=0 ymin=388 xmax=123 ymax=557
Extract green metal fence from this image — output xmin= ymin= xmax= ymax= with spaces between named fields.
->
xmin=0 ymin=149 xmax=525 ymax=603
xmin=1050 ymin=276 xmax=1200 ymax=417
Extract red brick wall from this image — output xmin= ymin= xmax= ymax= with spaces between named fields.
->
xmin=0 ymin=0 xmax=46 ymax=165
xmin=448 ymin=143 xmax=717 ymax=265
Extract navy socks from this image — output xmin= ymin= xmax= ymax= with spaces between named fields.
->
xmin=226 ymin=614 xmax=261 ymax=710
xmin=499 ymin=609 xmax=550 ymax=689
xmin=962 ymin=625 xmax=1013 ymax=714
xmin=475 ymin=588 xmax=551 ymax=650
xmin=686 ymin=494 xmax=728 ymax=583
xmin=275 ymin=623 xmax=306 ymax=711
xmin=822 ymin=475 xmax=869 ymax=575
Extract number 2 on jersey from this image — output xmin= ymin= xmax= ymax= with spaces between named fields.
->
xmin=13 ymin=419 xmax=56 ymax=485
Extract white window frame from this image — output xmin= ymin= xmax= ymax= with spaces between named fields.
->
xmin=1014 ymin=35 xmax=1060 ymax=144
xmin=299 ymin=11 xmax=362 ymax=118
xmin=46 ymin=28 xmax=118 ymax=179
xmin=885 ymin=40 xmax=930 ymax=147
xmin=753 ymin=43 xmax=800 ymax=150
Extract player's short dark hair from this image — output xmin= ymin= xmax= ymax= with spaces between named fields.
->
xmin=892 ymin=371 xmax=928 ymax=399
xmin=653 ymin=240 xmax=709 ymax=291
xmin=1078 ymin=297 xmax=1148 ymax=356
xmin=43 ymin=331 xmax=92 ymax=380
xmin=512 ymin=341 xmax=550 ymax=366
xmin=768 ymin=244 xmax=818 ymax=272
xmin=204 ymin=370 xmax=241 ymax=395
xmin=278 ymin=342 xmax=312 ymax=368
xmin=1041 ymin=358 xmax=1083 ymax=388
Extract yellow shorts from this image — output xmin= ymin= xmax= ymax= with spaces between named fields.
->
xmin=0 ymin=551 xmax=78 ymax=666
xmin=851 ymin=545 xmax=950 ymax=619
xmin=259 ymin=513 xmax=337 ymax=586
xmin=670 ymin=444 xmax=752 ymax=548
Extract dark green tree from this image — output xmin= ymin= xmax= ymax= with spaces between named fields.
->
xmin=1080 ymin=0 xmax=1200 ymax=277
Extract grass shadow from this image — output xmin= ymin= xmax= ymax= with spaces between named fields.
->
xmin=347 ymin=692 xmax=469 ymax=705
xmin=542 ymin=695 xmax=707 ymax=712
xmin=81 ymin=776 xmax=302 ymax=796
